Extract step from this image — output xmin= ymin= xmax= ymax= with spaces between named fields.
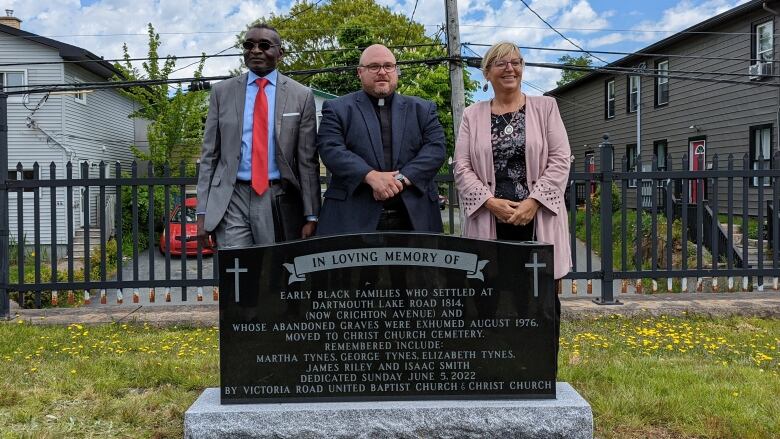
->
xmin=721 ymin=224 xmax=742 ymax=234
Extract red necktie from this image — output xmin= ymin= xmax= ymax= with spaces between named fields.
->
xmin=251 ymin=77 xmax=269 ymax=195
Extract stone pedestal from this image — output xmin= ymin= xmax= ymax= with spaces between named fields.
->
xmin=184 ymin=382 xmax=592 ymax=439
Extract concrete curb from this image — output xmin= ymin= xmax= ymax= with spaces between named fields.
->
xmin=4 ymin=292 xmax=780 ymax=326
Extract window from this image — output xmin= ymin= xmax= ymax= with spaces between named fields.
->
xmin=626 ymin=144 xmax=638 ymax=187
xmin=755 ymin=21 xmax=774 ymax=62
xmin=627 ymin=76 xmax=640 ymax=113
xmin=653 ymin=140 xmax=668 ymax=171
xmin=7 ymin=168 xmax=39 ymax=193
xmin=750 ymin=125 xmax=772 ymax=187
xmin=605 ymin=79 xmax=615 ymax=119
xmin=655 ymin=60 xmax=669 ymax=106
xmin=0 ymin=70 xmax=27 ymax=102
xmin=0 ymin=71 xmax=25 ymax=92
xmin=74 ymin=80 xmax=87 ymax=104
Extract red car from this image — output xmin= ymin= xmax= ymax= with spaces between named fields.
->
xmin=159 ymin=198 xmax=215 ymax=256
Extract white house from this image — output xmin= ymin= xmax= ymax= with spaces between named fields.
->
xmin=1 ymin=12 xmax=142 ymax=254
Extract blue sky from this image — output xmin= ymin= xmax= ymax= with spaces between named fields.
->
xmin=1 ymin=0 xmax=752 ymax=93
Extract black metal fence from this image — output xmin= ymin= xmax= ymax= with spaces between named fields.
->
xmin=2 ymin=132 xmax=779 ymax=316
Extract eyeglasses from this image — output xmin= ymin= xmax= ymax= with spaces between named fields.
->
xmin=491 ymin=59 xmax=523 ymax=70
xmin=242 ymin=40 xmax=280 ymax=51
xmin=359 ymin=63 xmax=398 ymax=73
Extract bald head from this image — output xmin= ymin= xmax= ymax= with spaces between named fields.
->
xmin=358 ymin=44 xmax=399 ymax=98
xmin=359 ymin=44 xmax=395 ymax=66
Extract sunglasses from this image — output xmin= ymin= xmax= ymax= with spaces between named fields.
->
xmin=242 ymin=40 xmax=280 ymax=51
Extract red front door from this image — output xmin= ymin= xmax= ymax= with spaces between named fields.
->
xmin=689 ymin=140 xmax=706 ymax=203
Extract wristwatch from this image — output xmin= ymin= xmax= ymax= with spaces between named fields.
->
xmin=395 ymin=173 xmax=407 ymax=186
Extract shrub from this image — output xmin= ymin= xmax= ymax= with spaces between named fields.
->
xmin=10 ymin=239 xmax=118 ymax=309
xmin=121 ymin=182 xmax=180 ymax=255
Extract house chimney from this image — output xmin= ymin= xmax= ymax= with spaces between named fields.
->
xmin=0 ymin=10 xmax=21 ymax=29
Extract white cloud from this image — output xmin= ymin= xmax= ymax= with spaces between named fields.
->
xmin=555 ymin=1 xmax=609 ymax=34
xmin=0 ymin=0 xmax=755 ymax=95
xmin=589 ymin=0 xmax=752 ymax=47
xmin=0 ymin=0 xmax=282 ymax=79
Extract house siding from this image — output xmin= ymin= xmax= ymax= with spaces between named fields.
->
xmin=63 ymin=65 xmax=135 ymax=229
xmin=1 ymin=33 xmax=65 ymax=246
xmin=2 ymin=32 xmax=137 ymax=246
xmin=553 ymin=7 xmax=779 ymax=216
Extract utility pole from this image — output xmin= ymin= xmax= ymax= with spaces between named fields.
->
xmin=444 ymin=0 xmax=465 ymax=142
xmin=0 ymin=93 xmax=9 ymax=319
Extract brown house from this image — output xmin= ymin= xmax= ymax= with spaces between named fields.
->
xmin=546 ymin=0 xmax=779 ymax=214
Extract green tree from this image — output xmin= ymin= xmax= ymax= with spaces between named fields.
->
xmin=556 ymin=54 xmax=592 ymax=87
xmin=238 ymin=0 xmax=478 ymax=172
xmin=112 ymin=23 xmax=209 ymax=176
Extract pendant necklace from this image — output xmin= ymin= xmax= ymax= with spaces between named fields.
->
xmin=500 ymin=111 xmax=515 ymax=135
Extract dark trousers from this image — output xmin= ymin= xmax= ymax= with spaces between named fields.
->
xmin=377 ymin=204 xmax=412 ymax=231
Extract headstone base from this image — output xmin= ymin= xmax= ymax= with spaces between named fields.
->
xmin=185 ymin=383 xmax=592 ymax=439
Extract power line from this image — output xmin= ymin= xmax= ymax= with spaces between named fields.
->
xmin=25 ymin=24 xmax=780 ymax=39
xmin=457 ymin=23 xmax=779 ymax=37
xmin=0 ymin=43 xmax=444 ymax=69
xmin=5 ymin=53 xmax=780 ymax=98
xmin=523 ymin=61 xmax=780 ymax=88
xmin=2 ymin=58 xmax=454 ymax=96
xmin=517 ymin=0 xmax=608 ymax=65
xmin=403 ymin=0 xmax=421 ymax=45
xmin=464 ymin=42 xmax=780 ymax=65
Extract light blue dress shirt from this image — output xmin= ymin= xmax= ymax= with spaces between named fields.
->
xmin=237 ymin=69 xmax=280 ymax=182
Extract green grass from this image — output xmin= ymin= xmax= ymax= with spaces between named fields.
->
xmin=0 ymin=322 xmax=218 ymax=438
xmin=560 ymin=315 xmax=780 ymax=438
xmin=0 ymin=316 xmax=777 ymax=438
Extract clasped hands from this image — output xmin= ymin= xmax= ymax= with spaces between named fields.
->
xmin=485 ymin=197 xmax=540 ymax=226
xmin=365 ymin=170 xmax=406 ymax=201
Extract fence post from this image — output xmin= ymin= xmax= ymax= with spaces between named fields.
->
xmin=0 ymin=93 xmax=9 ymax=319
xmin=594 ymin=134 xmax=622 ymax=305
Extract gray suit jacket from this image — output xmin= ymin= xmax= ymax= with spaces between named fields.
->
xmin=196 ymin=72 xmax=321 ymax=234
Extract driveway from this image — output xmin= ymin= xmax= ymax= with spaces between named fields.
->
xmin=90 ymin=249 xmax=217 ymax=307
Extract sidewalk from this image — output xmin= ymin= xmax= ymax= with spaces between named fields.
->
xmin=6 ymin=292 xmax=780 ymax=326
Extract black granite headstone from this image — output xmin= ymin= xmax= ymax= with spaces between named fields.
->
xmin=219 ymin=233 xmax=556 ymax=404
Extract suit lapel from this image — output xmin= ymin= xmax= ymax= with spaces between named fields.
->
xmin=356 ymin=92 xmax=384 ymax=169
xmin=234 ymin=73 xmax=248 ymax=148
xmin=390 ymin=94 xmax=406 ymax=169
xmin=274 ymin=74 xmax=288 ymax=143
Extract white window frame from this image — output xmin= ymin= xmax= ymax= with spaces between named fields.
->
xmin=0 ymin=69 xmax=28 ymax=104
xmin=605 ymin=80 xmax=615 ymax=119
xmin=756 ymin=21 xmax=774 ymax=62
xmin=628 ymin=75 xmax=640 ymax=113
xmin=751 ymin=126 xmax=772 ymax=187
xmin=73 ymin=79 xmax=87 ymax=105
xmin=654 ymin=140 xmax=667 ymax=171
xmin=626 ymin=144 xmax=638 ymax=188
xmin=656 ymin=60 xmax=669 ymax=106
xmin=7 ymin=168 xmax=38 ymax=198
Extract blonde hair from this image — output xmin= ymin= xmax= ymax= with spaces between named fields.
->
xmin=481 ymin=42 xmax=523 ymax=74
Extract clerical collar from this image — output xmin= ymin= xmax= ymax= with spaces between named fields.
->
xmin=365 ymin=91 xmax=395 ymax=107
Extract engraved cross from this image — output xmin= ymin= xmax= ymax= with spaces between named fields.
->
xmin=226 ymin=258 xmax=248 ymax=302
xmin=525 ymin=252 xmax=546 ymax=298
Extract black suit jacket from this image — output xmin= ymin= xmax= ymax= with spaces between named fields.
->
xmin=316 ymin=91 xmax=446 ymax=235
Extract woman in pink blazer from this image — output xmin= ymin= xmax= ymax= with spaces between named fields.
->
xmin=454 ymin=42 xmax=572 ymax=358
xmin=454 ymin=42 xmax=572 ymax=281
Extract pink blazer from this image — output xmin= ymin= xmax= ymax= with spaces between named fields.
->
xmin=453 ymin=96 xmax=572 ymax=279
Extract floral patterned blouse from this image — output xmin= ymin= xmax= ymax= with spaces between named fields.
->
xmin=491 ymin=108 xmax=529 ymax=202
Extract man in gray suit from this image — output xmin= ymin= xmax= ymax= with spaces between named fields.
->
xmin=197 ymin=23 xmax=320 ymax=249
